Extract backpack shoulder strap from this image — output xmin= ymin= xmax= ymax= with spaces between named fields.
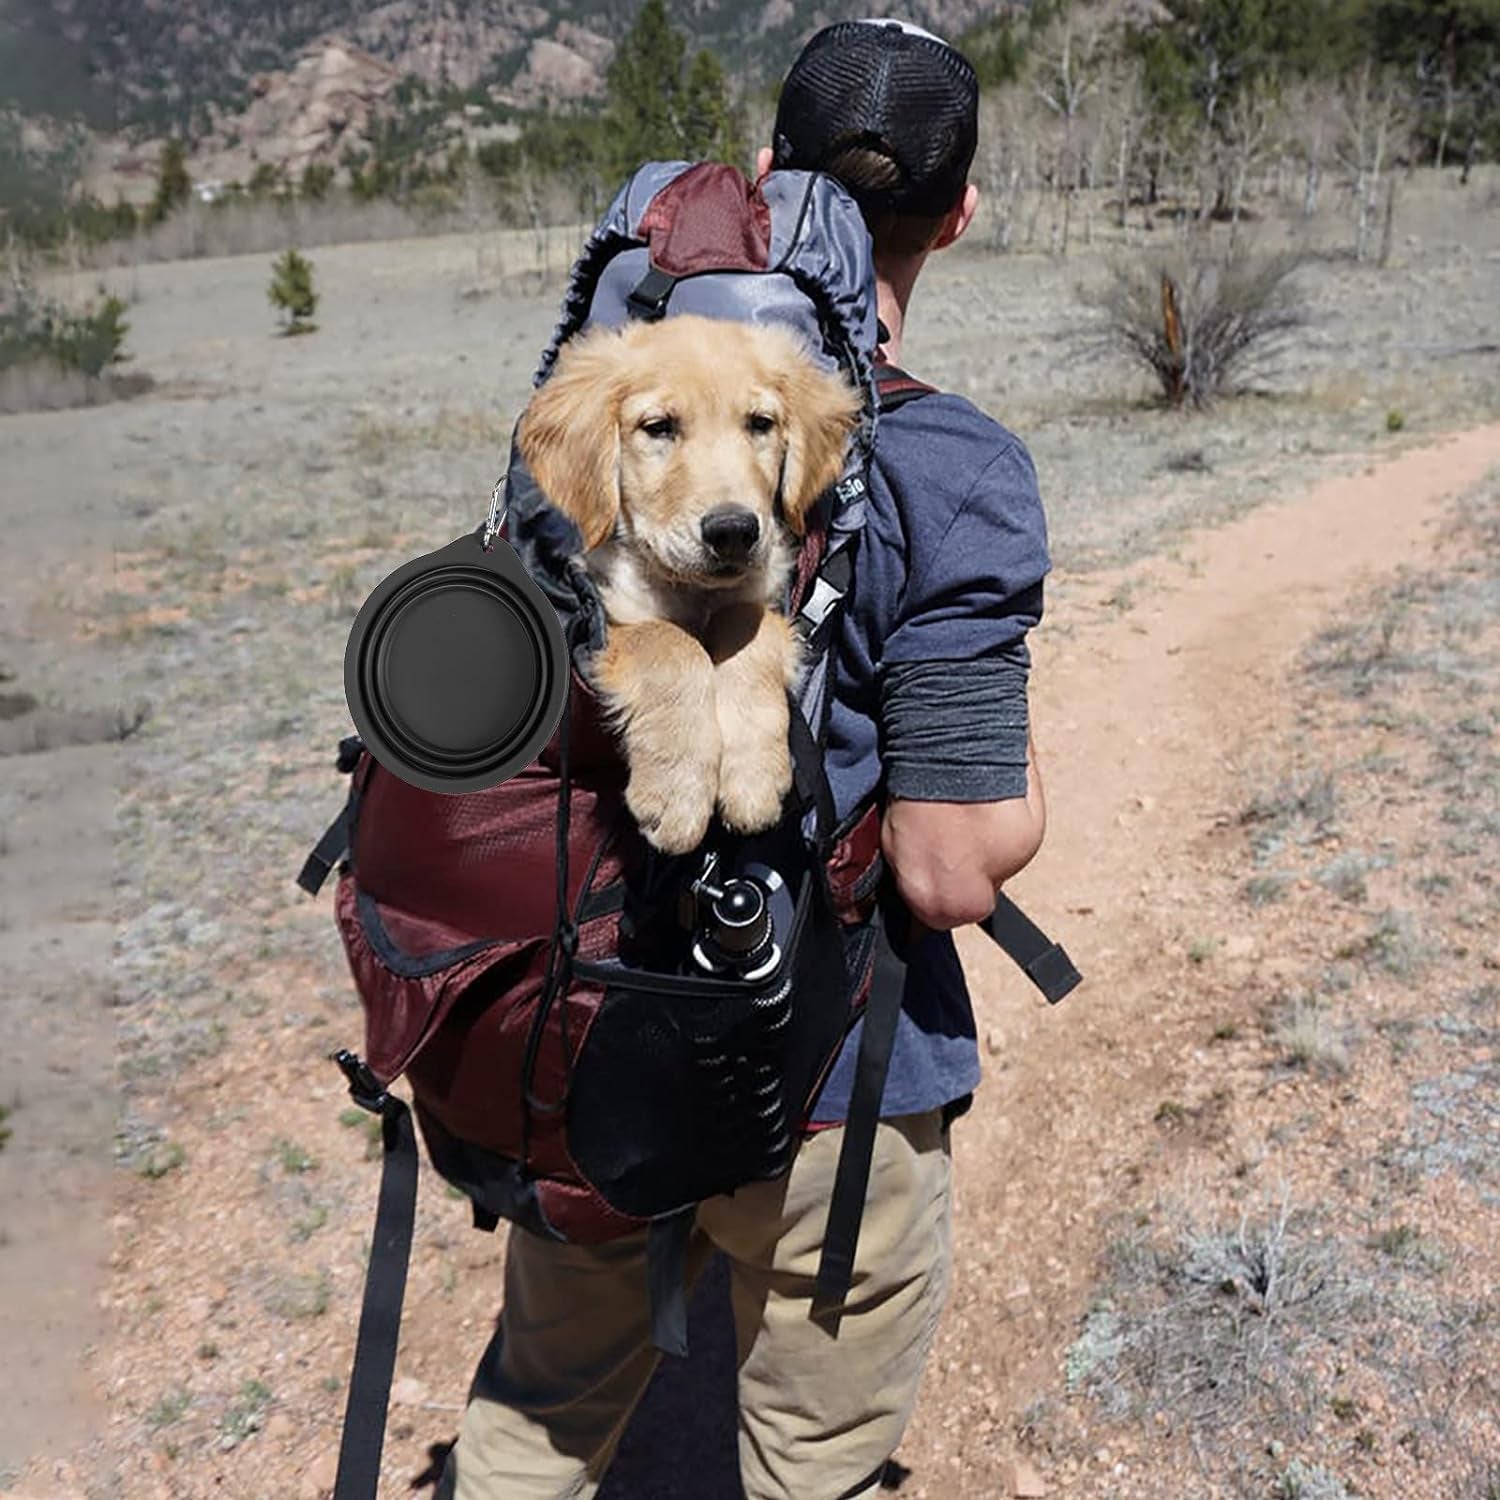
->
xmin=784 ymin=365 xmax=939 ymax=846
xmin=874 ymin=361 xmax=937 ymax=412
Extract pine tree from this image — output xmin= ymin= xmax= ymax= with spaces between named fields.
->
xmin=607 ymin=0 xmax=688 ymax=167
xmin=1361 ymin=0 xmax=1500 ymax=165
xmin=681 ymin=49 xmax=746 ymax=165
xmin=149 ymin=139 xmax=191 ymax=224
xmin=268 ymin=248 xmax=318 ymax=335
xmin=604 ymin=0 xmax=745 ymax=173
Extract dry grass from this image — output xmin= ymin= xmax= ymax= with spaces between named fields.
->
xmin=1066 ymin=1195 xmax=1369 ymax=1432
xmin=1271 ymin=993 xmax=1352 ymax=1076
xmin=348 ymin=404 xmax=517 ymax=464
xmin=1241 ymin=769 xmax=1340 ymax=864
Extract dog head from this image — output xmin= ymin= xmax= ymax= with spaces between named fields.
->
xmin=516 ymin=313 xmax=861 ymax=586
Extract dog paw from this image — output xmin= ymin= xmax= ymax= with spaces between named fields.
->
xmin=628 ymin=768 xmax=716 ymax=854
xmin=717 ymin=740 xmax=792 ymax=834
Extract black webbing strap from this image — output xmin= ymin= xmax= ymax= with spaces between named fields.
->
xmin=813 ymin=907 xmax=905 ymax=1316
xmin=812 ymin=890 xmax=1079 ymax=1316
xmin=873 ymin=362 xmax=936 ymax=413
xmin=980 ymin=893 xmax=1082 ymax=1005
xmin=297 ymin=801 xmax=352 ymax=896
xmin=296 ymin=736 xmax=365 ymax=896
xmin=646 ymin=1208 xmax=697 ymax=1358
xmin=331 ymin=1069 xmax=419 ymax=1500
xmin=834 ymin=1463 xmax=891 ymax=1500
xmin=788 ymin=702 xmax=837 ymax=844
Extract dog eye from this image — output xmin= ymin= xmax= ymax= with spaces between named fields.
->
xmin=747 ymin=413 xmax=777 ymax=435
xmin=640 ymin=415 xmax=678 ymax=440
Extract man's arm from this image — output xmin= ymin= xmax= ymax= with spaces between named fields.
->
xmin=873 ymin=415 xmax=1051 ymax=933
xmin=881 ymin=732 xmax=1046 ymax=932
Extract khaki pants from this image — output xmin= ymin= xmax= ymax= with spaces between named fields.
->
xmin=437 ymin=1111 xmax=953 ymax=1500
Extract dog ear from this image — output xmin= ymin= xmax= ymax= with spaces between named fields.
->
xmin=776 ymin=360 xmax=861 ymax=536
xmin=517 ymin=330 xmax=626 ymax=551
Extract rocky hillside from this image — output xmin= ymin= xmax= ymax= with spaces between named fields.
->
xmin=2 ymin=0 xmax=1019 ymax=137
xmin=2 ymin=0 xmax=1025 ymax=206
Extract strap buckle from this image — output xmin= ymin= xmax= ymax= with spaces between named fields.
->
xmin=626 ymin=266 xmax=677 ymax=320
xmin=334 ymin=1049 xmax=390 ymax=1114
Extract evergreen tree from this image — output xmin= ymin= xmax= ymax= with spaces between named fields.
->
xmin=607 ymin=0 xmax=688 ymax=166
xmin=299 ymin=162 xmax=335 ymax=201
xmin=248 ymin=161 xmax=287 ymax=199
xmin=268 ymin=248 xmax=318 ymax=335
xmin=1361 ymin=0 xmax=1500 ymax=164
xmin=149 ymin=139 xmax=191 ymax=224
xmin=604 ymin=0 xmax=745 ymax=173
xmin=110 ymin=196 xmax=138 ymax=237
xmin=681 ymin=49 xmax=746 ymax=164
xmin=961 ymin=0 xmax=1068 ymax=88
xmin=1134 ymin=0 xmax=1302 ymax=133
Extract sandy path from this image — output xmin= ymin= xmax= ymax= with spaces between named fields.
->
xmin=1034 ymin=423 xmax=1500 ymax=945
xmin=903 ymin=421 xmax=1500 ymax=1487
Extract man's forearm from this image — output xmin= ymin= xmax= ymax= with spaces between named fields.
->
xmin=880 ymin=652 xmax=1030 ymax=802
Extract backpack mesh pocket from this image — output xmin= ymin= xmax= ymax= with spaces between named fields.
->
xmin=566 ymin=865 xmax=852 ymax=1218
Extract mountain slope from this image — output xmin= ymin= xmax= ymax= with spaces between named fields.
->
xmin=1 ymin=0 xmax=1020 ymax=136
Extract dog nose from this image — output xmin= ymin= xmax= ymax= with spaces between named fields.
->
xmin=701 ymin=507 xmax=760 ymax=559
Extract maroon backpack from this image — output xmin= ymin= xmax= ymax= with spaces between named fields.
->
xmin=300 ymin=367 xmax=928 ymax=1286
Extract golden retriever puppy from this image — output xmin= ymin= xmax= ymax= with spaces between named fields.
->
xmin=517 ymin=313 xmax=860 ymax=854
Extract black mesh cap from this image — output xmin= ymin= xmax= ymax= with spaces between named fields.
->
xmin=773 ymin=18 xmax=979 ymax=219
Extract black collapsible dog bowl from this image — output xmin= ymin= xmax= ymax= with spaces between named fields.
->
xmin=343 ymin=529 xmax=568 ymax=794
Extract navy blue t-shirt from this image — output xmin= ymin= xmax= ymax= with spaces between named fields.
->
xmin=808 ymin=388 xmax=1050 ymax=1123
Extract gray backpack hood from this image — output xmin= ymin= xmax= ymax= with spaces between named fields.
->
xmin=502 ymin=161 xmax=881 ymax=653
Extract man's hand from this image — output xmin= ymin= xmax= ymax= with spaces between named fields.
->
xmin=881 ymin=735 xmax=1046 ymax=934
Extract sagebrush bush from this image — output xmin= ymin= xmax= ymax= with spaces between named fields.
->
xmin=1088 ymin=243 xmax=1304 ymax=408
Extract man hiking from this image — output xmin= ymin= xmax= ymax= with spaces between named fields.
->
xmin=439 ymin=19 xmax=1051 ymax=1499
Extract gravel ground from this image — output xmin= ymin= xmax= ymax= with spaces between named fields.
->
xmin=1 ymin=166 xmax=1497 ymax=1497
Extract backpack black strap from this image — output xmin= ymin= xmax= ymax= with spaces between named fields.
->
xmin=296 ymin=736 xmax=366 ymax=895
xmin=626 ymin=266 xmax=678 ymax=320
xmin=329 ymin=1051 xmax=419 ymax=1500
xmin=297 ymin=801 xmax=353 ymax=896
xmin=813 ymin=899 xmax=906 ymax=1317
xmin=646 ymin=1207 xmax=697 ymax=1358
xmin=787 ymin=702 xmax=838 ymax=845
xmin=982 ymin=893 xmax=1082 ymax=1004
xmin=873 ymin=361 xmax=937 ymax=412
xmin=812 ymin=884 xmax=1081 ymax=1317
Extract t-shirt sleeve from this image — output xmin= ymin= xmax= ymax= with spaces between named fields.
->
xmin=881 ymin=429 xmax=1050 ymax=664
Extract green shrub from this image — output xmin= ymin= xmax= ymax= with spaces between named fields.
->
xmin=248 ymin=161 xmax=287 ymax=199
xmin=268 ymin=248 xmax=318 ymax=334
xmin=299 ymin=162 xmax=335 ymax=200
xmin=0 ymin=281 xmax=130 ymax=377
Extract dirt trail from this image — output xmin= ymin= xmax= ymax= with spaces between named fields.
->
xmin=903 ymin=421 xmax=1500 ymax=1488
xmin=1041 ymin=421 xmax=1500 ymax=923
